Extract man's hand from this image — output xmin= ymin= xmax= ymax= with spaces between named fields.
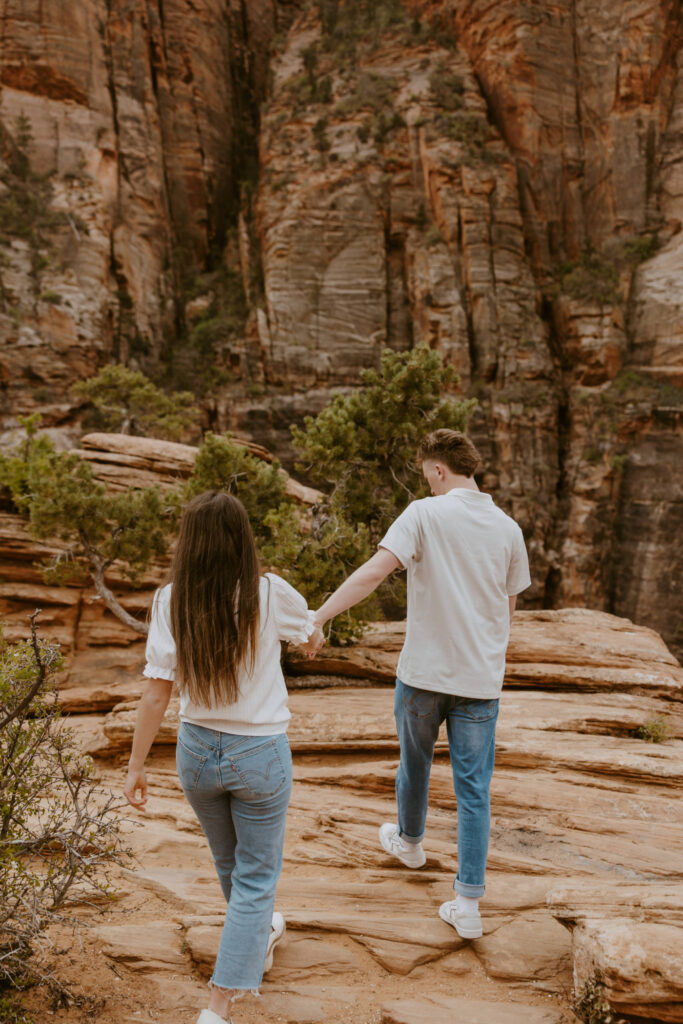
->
xmin=123 ymin=765 xmax=148 ymax=810
xmin=299 ymin=621 xmax=324 ymax=658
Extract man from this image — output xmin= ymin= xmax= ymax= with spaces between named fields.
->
xmin=311 ymin=429 xmax=530 ymax=938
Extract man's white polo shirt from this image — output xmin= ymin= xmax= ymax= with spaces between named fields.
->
xmin=379 ymin=488 xmax=531 ymax=698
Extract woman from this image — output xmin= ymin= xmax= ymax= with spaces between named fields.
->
xmin=123 ymin=491 xmax=321 ymax=1024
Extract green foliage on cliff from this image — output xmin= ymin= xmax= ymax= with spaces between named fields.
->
xmin=2 ymin=349 xmax=475 ymax=643
xmin=170 ymin=263 xmax=250 ymax=393
xmin=261 ymin=504 xmax=377 ymax=641
xmin=185 ymin=432 xmax=288 ymax=549
xmin=558 ymin=234 xmax=659 ymax=306
xmin=429 ymin=62 xmax=465 ymax=110
xmin=74 ymin=364 xmax=196 ymax=440
xmin=0 ymin=415 xmax=180 ymax=632
xmin=0 ymin=115 xmax=68 ymax=253
xmin=292 ymin=345 xmax=476 ymax=543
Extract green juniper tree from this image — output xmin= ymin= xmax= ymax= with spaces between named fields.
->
xmin=265 ymin=346 xmax=476 ymax=638
xmin=74 ymin=364 xmax=196 ymax=440
xmin=0 ymin=416 xmax=180 ymax=635
xmin=291 ymin=345 xmax=476 ymax=543
xmin=2 ymin=350 xmax=474 ymax=643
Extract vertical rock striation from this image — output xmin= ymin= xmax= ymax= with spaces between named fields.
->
xmin=0 ymin=0 xmax=680 ymax=653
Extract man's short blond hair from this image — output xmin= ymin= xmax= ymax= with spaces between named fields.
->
xmin=417 ymin=429 xmax=481 ymax=477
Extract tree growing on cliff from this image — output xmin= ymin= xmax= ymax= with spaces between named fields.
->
xmin=1 ymin=349 xmax=475 ymax=643
xmin=0 ymin=416 xmax=181 ymax=635
xmin=263 ymin=345 xmax=476 ymax=635
xmin=291 ymin=345 xmax=476 ymax=543
xmin=0 ymin=614 xmax=129 ymax=996
xmin=74 ymin=364 xmax=196 ymax=440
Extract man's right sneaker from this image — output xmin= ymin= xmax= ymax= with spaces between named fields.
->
xmin=438 ymin=898 xmax=483 ymax=939
xmin=379 ymin=823 xmax=426 ymax=868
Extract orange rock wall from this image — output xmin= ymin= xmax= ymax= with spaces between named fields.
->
xmin=0 ymin=0 xmax=681 ymax=654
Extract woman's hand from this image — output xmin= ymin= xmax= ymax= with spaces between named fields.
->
xmin=123 ymin=765 xmax=148 ymax=810
xmin=300 ymin=622 xmax=325 ymax=657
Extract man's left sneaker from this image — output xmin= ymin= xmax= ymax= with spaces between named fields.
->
xmin=264 ymin=911 xmax=286 ymax=972
xmin=438 ymin=899 xmax=483 ymax=939
xmin=379 ymin=823 xmax=426 ymax=868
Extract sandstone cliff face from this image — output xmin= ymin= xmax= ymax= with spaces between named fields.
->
xmin=0 ymin=0 xmax=681 ymax=653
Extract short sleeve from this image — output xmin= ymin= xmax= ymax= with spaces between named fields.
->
xmin=378 ymin=502 xmax=422 ymax=568
xmin=143 ymin=587 xmax=176 ymax=681
xmin=266 ymin=573 xmax=316 ymax=644
xmin=506 ymin=526 xmax=531 ymax=596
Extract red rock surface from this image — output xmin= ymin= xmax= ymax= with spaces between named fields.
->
xmin=0 ymin=0 xmax=680 ymax=660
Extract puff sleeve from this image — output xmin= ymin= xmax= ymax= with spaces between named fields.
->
xmin=143 ymin=586 xmax=176 ymax=681
xmin=265 ymin=573 xmax=317 ymax=645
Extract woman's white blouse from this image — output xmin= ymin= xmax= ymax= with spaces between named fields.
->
xmin=144 ymin=573 xmax=316 ymax=736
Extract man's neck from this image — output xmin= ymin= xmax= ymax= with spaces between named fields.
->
xmin=436 ymin=475 xmax=479 ymax=495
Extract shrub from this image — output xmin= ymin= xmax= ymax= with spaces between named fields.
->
xmin=313 ymin=117 xmax=331 ymax=153
xmin=425 ymin=224 xmax=444 ymax=247
xmin=572 ymin=976 xmax=627 ymax=1024
xmin=559 ymin=248 xmax=620 ymax=305
xmin=74 ymin=364 xmax=196 ymax=440
xmin=635 ymin=714 xmax=670 ymax=743
xmin=0 ymin=116 xmax=68 ymax=250
xmin=0 ymin=995 xmax=35 ymax=1023
xmin=429 ymin=62 xmax=465 ymax=110
xmin=0 ymin=615 xmax=129 ymax=995
xmin=317 ymin=0 xmax=409 ymax=60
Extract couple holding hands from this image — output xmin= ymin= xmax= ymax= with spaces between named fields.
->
xmin=123 ymin=429 xmax=530 ymax=1024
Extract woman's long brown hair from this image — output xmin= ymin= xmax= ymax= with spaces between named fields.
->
xmin=169 ymin=491 xmax=261 ymax=707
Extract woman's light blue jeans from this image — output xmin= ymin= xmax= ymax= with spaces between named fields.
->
xmin=394 ymin=679 xmax=499 ymax=898
xmin=176 ymin=722 xmax=292 ymax=991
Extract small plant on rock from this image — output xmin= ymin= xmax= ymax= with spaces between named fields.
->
xmin=572 ymin=975 xmax=627 ymax=1024
xmin=635 ymin=714 xmax=670 ymax=743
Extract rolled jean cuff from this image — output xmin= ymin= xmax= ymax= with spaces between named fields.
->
xmin=453 ymin=878 xmax=485 ymax=898
xmin=399 ymin=830 xmax=424 ymax=845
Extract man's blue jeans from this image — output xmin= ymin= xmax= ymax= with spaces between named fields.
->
xmin=176 ymin=722 xmax=292 ymax=991
xmin=394 ymin=679 xmax=499 ymax=898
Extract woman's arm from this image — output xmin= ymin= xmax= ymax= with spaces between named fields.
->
xmin=314 ymin=548 xmax=402 ymax=629
xmin=123 ymin=678 xmax=174 ymax=810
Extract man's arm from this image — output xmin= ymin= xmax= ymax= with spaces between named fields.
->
xmin=508 ymin=595 xmax=517 ymax=621
xmin=315 ymin=548 xmax=402 ymax=628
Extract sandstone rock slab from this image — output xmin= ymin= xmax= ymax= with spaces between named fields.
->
xmin=473 ymin=914 xmax=572 ymax=983
xmin=381 ymin=995 xmax=567 ymax=1024
xmin=571 ymin=919 xmax=683 ymax=1023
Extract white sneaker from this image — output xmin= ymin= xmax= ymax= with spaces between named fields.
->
xmin=438 ymin=898 xmax=483 ymax=939
xmin=379 ymin=823 xmax=426 ymax=868
xmin=264 ymin=911 xmax=286 ymax=972
xmin=197 ymin=1010 xmax=231 ymax=1024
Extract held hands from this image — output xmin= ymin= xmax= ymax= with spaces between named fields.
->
xmin=299 ymin=620 xmax=325 ymax=658
xmin=123 ymin=764 xmax=148 ymax=811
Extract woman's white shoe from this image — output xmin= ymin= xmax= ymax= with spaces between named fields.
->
xmin=264 ymin=911 xmax=286 ymax=972
xmin=196 ymin=1010 xmax=231 ymax=1024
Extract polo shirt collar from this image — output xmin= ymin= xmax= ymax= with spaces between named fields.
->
xmin=446 ymin=487 xmax=492 ymax=502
